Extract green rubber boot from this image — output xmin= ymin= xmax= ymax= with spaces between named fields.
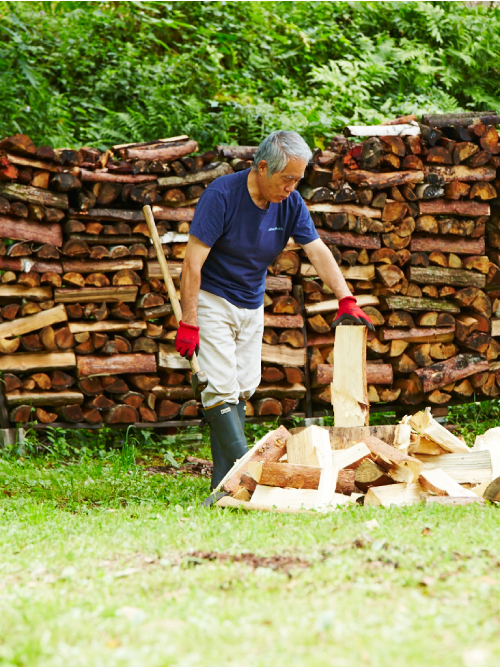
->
xmin=202 ymin=401 xmax=248 ymax=506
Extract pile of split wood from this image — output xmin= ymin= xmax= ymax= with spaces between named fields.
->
xmin=216 ymin=408 xmax=500 ymax=512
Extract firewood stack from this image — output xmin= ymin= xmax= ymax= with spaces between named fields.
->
xmin=0 ymin=134 xmax=234 ymax=425
xmin=296 ymin=112 xmax=500 ymax=410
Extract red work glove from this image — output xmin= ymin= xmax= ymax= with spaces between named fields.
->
xmin=332 ymin=296 xmax=375 ymax=332
xmin=175 ymin=321 xmax=200 ymax=359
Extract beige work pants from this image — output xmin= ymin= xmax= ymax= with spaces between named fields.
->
xmin=197 ymin=289 xmax=264 ymax=408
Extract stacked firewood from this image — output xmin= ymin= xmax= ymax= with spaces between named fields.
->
xmin=295 ymin=112 xmax=500 ymax=410
xmin=0 ymin=134 xmax=233 ymax=425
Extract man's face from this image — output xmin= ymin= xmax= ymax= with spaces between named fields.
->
xmin=256 ymin=157 xmax=307 ymax=204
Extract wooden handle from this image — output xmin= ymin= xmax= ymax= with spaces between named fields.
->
xmin=142 ymin=205 xmax=201 ymax=374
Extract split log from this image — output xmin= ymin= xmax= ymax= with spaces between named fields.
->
xmin=121 ymin=140 xmax=198 ymax=161
xmin=54 ymin=286 xmax=138 ymax=303
xmin=264 ymin=314 xmax=304 ymax=329
xmin=411 ymin=354 xmax=489 ymax=393
xmin=77 ymin=354 xmax=156 ymax=378
xmin=305 ymin=294 xmax=379 ymax=316
xmin=307 ymin=203 xmax=381 ymax=219
xmin=407 ymin=408 xmax=469 ymax=454
xmin=6 ymin=391 xmax=83 ymax=407
xmin=0 ymin=216 xmax=63 ymax=246
xmin=344 ymin=170 xmax=423 ymax=189
xmin=384 ymin=296 xmax=460 ymax=313
xmin=0 ymin=351 xmax=76 ymax=373
xmin=312 ymin=363 xmax=393 ymax=387
xmin=332 ymin=325 xmax=368 ymax=427
xmin=407 ymin=266 xmax=486 ymax=288
xmin=104 ymin=405 xmax=139 ymax=424
xmin=355 ymin=459 xmax=394 ymax=492
xmin=0 ymin=182 xmax=68 ymax=209
xmin=318 ymin=229 xmax=381 ymax=249
xmin=419 ymin=199 xmax=489 ymax=217
xmin=157 ymin=162 xmax=232 ymax=188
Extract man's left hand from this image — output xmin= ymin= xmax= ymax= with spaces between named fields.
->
xmin=331 ymin=296 xmax=375 ymax=332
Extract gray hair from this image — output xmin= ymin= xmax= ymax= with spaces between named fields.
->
xmin=253 ymin=130 xmax=312 ymax=177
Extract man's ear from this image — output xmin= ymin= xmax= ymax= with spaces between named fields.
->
xmin=258 ymin=160 xmax=268 ymax=176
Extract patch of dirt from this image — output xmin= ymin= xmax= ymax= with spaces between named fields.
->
xmin=184 ymin=550 xmax=310 ymax=573
xmin=144 ymin=456 xmax=212 ymax=478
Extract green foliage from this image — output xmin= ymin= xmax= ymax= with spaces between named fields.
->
xmin=1 ymin=1 xmax=500 ymax=149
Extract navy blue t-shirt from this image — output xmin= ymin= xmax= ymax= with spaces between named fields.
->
xmin=189 ymin=169 xmax=319 ymax=309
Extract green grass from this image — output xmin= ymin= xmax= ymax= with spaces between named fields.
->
xmin=0 ymin=417 xmax=499 ymax=666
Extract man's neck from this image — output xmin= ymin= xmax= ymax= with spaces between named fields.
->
xmin=247 ymin=169 xmax=269 ymax=210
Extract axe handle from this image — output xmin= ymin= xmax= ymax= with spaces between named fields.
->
xmin=142 ymin=205 xmax=201 ymax=374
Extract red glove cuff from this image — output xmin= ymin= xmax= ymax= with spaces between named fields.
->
xmin=179 ymin=321 xmax=199 ymax=332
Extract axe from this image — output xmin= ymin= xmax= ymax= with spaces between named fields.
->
xmin=142 ymin=205 xmax=208 ymax=397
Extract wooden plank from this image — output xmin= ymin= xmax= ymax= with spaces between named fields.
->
xmin=345 ymin=124 xmax=420 ymax=137
xmin=419 ymin=199 xmax=490 ymax=217
xmin=144 ymin=261 xmax=183 ymax=280
xmin=408 ymin=266 xmax=486 ymax=289
xmin=300 ymin=263 xmax=375 ymax=281
xmin=360 ymin=435 xmax=423 ymax=484
xmin=6 ymin=391 xmax=83 ymax=407
xmin=305 ymin=294 xmax=380 ymax=316
xmin=419 ymin=468 xmax=484 ymax=495
xmin=380 ymin=327 xmax=455 ymax=343
xmin=0 ymin=182 xmax=68 ymax=209
xmin=306 ymin=203 xmax=381 ymax=219
xmin=410 ymin=235 xmax=485 ymax=255
xmin=158 ymin=344 xmax=191 ymax=370
xmin=332 ymin=325 xmax=368 ymax=427
xmin=61 ymin=258 xmax=143 ymax=273
xmin=286 ymin=425 xmax=332 ymax=467
xmin=216 ymin=495 xmax=328 ymax=514
xmin=0 ymin=285 xmax=52 ymax=302
xmin=157 ymin=162 xmax=232 ymax=187
xmin=317 ymin=229 xmax=381 ymax=249
xmin=0 ymin=304 xmax=67 ymax=339
xmin=384 ymin=296 xmax=460 ymax=313
xmin=364 ymin=482 xmax=423 ymax=507
xmin=68 ymin=320 xmax=146 ymax=334
xmin=253 ymin=384 xmax=306 ymax=399
xmin=76 ymin=354 xmax=157 ymax=377
xmin=261 ymin=343 xmax=306 ymax=367
xmin=54 ymin=286 xmax=138 ymax=303
xmin=418 ymin=452 xmax=492 ymax=485
xmin=122 ymin=139 xmax=198 ymax=161
xmin=0 ymin=216 xmax=63 ymax=247
xmin=265 ymin=275 xmax=293 ymax=292
xmin=407 ymin=408 xmax=470 ymax=453
xmin=0 ymin=351 xmax=76 ymax=372
xmin=248 ymin=486 xmax=351 ymax=510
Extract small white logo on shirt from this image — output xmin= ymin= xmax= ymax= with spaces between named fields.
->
xmin=268 ymin=226 xmax=284 ymax=231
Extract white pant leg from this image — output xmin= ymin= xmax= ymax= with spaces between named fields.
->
xmin=197 ymin=290 xmax=242 ymax=408
xmin=235 ymin=305 xmax=264 ymax=401
xmin=196 ymin=290 xmax=263 ymax=407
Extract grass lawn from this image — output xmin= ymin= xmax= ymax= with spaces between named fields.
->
xmin=0 ymin=407 xmax=499 ymax=667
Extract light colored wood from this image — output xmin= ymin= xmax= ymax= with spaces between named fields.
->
xmin=0 ymin=304 xmax=66 ymax=339
xmin=216 ymin=495 xmax=340 ymax=514
xmin=305 ymin=295 xmax=380 ymax=316
xmin=261 ymin=343 xmax=306 ymax=367
xmin=417 ymin=451 xmax=492 ymax=485
xmin=61 ymin=258 xmax=143 ymax=273
xmin=306 ymin=203 xmax=381 ymax=218
xmin=54 ymin=286 xmax=138 ymax=303
xmin=419 ymin=469 xmax=477 ymax=497
xmin=158 ymin=344 xmax=191 ymax=370
xmin=286 ymin=425 xmax=329 ymax=467
xmin=423 ymin=165 xmax=496 ymax=183
xmin=6 ymin=391 xmax=83 ymax=407
xmin=491 ymin=319 xmax=500 ymax=337
xmin=68 ymin=320 xmax=147 ymax=334
xmin=360 ymin=435 xmax=423 ymax=484
xmin=249 ymin=485 xmax=351 ymax=510
xmin=0 ymin=351 xmax=76 ymax=372
xmin=473 ymin=428 xmax=500 ymax=479
xmin=407 ymin=408 xmax=471 ymax=454
xmin=0 ymin=285 xmax=52 ymax=302
xmin=331 ymin=442 xmax=371 ymax=469
xmin=364 ymin=482 xmax=423 ymax=507
xmin=332 ymin=325 xmax=368 ymax=427
xmin=218 ymin=425 xmax=291 ymax=495
xmin=380 ymin=327 xmax=455 ymax=343
xmin=263 ymin=314 xmax=304 ymax=329
xmin=300 ymin=263 xmax=375 ymax=281
xmin=346 ymin=124 xmax=420 ymax=136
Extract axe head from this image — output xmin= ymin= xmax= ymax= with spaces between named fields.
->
xmin=191 ymin=370 xmax=208 ymax=398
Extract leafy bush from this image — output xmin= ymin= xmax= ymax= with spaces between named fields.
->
xmin=1 ymin=1 xmax=500 ymax=149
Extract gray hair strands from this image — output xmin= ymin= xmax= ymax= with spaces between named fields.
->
xmin=253 ymin=130 xmax=312 ymax=177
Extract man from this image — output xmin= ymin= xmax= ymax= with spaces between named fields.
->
xmin=175 ymin=131 xmax=373 ymax=491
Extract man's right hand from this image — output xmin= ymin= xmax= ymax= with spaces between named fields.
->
xmin=175 ymin=321 xmax=200 ymax=359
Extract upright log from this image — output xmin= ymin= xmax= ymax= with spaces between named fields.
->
xmin=332 ymin=325 xmax=368 ymax=426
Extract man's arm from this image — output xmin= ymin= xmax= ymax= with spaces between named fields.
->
xmin=302 ymin=238 xmax=351 ymax=299
xmin=180 ymin=235 xmax=211 ymax=325
xmin=302 ymin=238 xmax=374 ymax=330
